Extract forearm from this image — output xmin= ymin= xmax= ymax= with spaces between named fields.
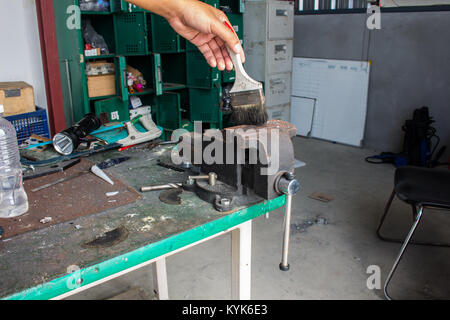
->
xmin=126 ymin=0 xmax=185 ymax=19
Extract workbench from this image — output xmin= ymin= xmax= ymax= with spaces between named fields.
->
xmin=0 ymin=146 xmax=286 ymax=300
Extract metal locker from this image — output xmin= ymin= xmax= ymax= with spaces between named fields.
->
xmin=244 ymin=0 xmax=294 ymax=121
xmin=266 ymin=104 xmax=291 ymax=122
xmin=114 ymin=12 xmax=149 ymax=55
xmin=266 ymin=40 xmax=293 ymax=75
xmin=265 ymin=73 xmax=292 ymax=107
xmin=268 ymin=1 xmax=294 ymax=40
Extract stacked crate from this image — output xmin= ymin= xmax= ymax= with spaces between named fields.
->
xmin=243 ymin=0 xmax=294 ymax=122
xmin=54 ymin=0 xmax=244 ymax=140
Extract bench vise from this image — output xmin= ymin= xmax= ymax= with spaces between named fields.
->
xmin=178 ymin=120 xmax=299 ymax=211
xmin=174 ymin=120 xmax=300 ymax=271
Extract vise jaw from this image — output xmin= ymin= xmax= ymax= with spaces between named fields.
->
xmin=178 ymin=120 xmax=299 ymax=211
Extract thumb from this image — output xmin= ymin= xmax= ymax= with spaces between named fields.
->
xmin=211 ymin=18 xmax=245 ymax=61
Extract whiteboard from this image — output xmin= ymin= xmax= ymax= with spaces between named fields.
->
xmin=291 ymin=96 xmax=315 ymax=137
xmin=291 ymin=58 xmax=370 ymax=147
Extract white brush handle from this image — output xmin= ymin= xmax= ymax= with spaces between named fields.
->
xmin=227 ymin=47 xmax=263 ymax=93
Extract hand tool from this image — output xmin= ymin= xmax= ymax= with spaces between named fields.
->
xmin=24 ymin=124 xmax=125 ymax=150
xmin=53 ymin=113 xmax=101 ymax=155
xmin=119 ymin=144 xmax=137 ymax=152
xmin=23 ymin=159 xmax=81 ymax=181
xmin=156 ymin=159 xmax=186 ymax=172
xmin=157 ymin=158 xmax=196 ymax=173
xmin=91 ymin=165 xmax=114 ymax=185
xmin=140 ymin=183 xmax=182 ymax=193
xmin=21 ymin=143 xmax=121 ymax=167
xmin=31 ymin=157 xmax=130 ymax=192
xmin=31 ymin=171 xmax=88 ymax=193
xmin=187 ymin=173 xmax=217 ymax=186
xmin=225 ymin=46 xmax=268 ymax=126
xmin=117 ymin=114 xmax=162 ymax=147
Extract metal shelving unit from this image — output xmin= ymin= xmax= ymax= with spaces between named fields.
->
xmin=244 ymin=0 xmax=294 ymax=122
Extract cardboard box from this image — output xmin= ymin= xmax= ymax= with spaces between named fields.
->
xmin=87 ymin=74 xmax=116 ymax=98
xmin=86 ymin=60 xmax=115 ymax=76
xmin=0 ymin=82 xmax=36 ymax=116
xmin=85 ymin=48 xmax=101 ymax=57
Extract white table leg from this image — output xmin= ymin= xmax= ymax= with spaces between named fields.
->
xmin=152 ymin=257 xmax=169 ymax=300
xmin=231 ymin=220 xmax=252 ymax=300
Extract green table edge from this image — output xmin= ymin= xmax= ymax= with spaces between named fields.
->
xmin=3 ymin=195 xmax=286 ymax=300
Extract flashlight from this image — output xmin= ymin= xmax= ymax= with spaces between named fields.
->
xmin=53 ymin=113 xmax=101 ymax=155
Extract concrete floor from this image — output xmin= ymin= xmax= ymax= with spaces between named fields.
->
xmin=68 ymin=137 xmax=450 ymax=300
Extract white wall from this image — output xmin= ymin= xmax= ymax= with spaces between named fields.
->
xmin=0 ymin=0 xmax=47 ymax=110
xmin=294 ymin=11 xmax=450 ymax=158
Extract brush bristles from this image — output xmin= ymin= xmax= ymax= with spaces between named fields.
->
xmin=231 ymin=104 xmax=268 ymax=126
xmin=230 ymin=89 xmax=268 ymax=126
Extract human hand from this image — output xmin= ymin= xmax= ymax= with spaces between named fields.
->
xmin=127 ymin=0 xmax=245 ymax=71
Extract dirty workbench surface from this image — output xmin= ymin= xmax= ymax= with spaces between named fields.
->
xmin=0 ymin=145 xmax=285 ymax=300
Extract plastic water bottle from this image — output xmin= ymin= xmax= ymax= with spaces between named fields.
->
xmin=0 ymin=105 xmax=28 ymax=218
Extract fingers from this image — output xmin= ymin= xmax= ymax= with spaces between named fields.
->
xmin=207 ymin=39 xmax=227 ymax=71
xmin=197 ymin=43 xmax=217 ymax=68
xmin=215 ymin=37 xmax=233 ymax=71
xmin=210 ymin=16 xmax=245 ymax=63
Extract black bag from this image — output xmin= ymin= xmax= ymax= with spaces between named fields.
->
xmin=366 ymin=106 xmax=444 ymax=168
xmin=402 ymin=106 xmax=435 ymax=167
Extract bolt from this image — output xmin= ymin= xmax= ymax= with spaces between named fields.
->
xmin=285 ymin=172 xmax=295 ymax=180
xmin=181 ymin=161 xmax=192 ymax=169
xmin=208 ymin=172 xmax=217 ymax=186
xmin=220 ymin=198 xmax=231 ymax=206
xmin=188 ymin=172 xmax=218 ymax=186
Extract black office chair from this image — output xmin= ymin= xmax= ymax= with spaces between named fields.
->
xmin=376 ymin=166 xmax=450 ymax=300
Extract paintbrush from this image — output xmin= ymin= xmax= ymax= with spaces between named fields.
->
xmin=226 ymin=47 xmax=268 ymax=126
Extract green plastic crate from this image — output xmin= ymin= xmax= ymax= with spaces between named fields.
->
xmin=85 ymin=15 xmax=116 ymax=54
xmin=125 ymin=54 xmax=162 ymax=95
xmin=149 ymin=14 xmax=186 ymax=53
xmin=228 ymin=13 xmax=243 ymax=40
xmin=114 ymin=12 xmax=149 ymax=55
xmin=94 ymin=97 xmax=130 ymax=122
xmin=160 ymin=53 xmax=186 ymax=86
xmin=155 ymin=92 xmax=182 ymax=130
xmin=186 ymin=49 xmax=221 ymax=89
xmin=80 ymin=0 xmax=120 ymax=13
xmin=119 ymin=0 xmax=147 ymax=12
xmin=111 ymin=0 xmax=126 ymax=12
xmin=189 ymin=86 xmax=222 ymax=125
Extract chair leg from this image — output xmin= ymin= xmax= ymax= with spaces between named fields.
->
xmin=377 ymin=191 xmax=450 ymax=248
xmin=384 ymin=206 xmax=424 ymax=300
xmin=376 ymin=190 xmax=396 ymax=241
xmin=411 ymin=205 xmax=418 ymax=221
